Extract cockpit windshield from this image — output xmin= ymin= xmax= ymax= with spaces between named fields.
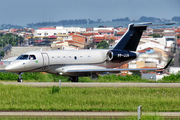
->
xmin=16 ymin=55 xmax=29 ymax=60
xmin=16 ymin=54 xmax=36 ymax=60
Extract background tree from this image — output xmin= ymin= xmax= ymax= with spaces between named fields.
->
xmin=148 ymin=33 xmax=163 ymax=38
xmin=0 ymin=51 xmax=5 ymax=57
xmin=109 ymin=39 xmax=115 ymax=44
xmin=97 ymin=40 xmax=109 ymax=49
xmin=0 ymin=33 xmax=19 ymax=47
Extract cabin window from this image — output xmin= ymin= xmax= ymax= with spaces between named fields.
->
xmin=88 ymin=56 xmax=91 ymax=59
xmin=80 ymin=56 xmax=83 ymax=59
xmin=57 ymin=56 xmax=60 ymax=59
xmin=63 ymin=56 xmax=66 ymax=59
xmin=74 ymin=56 xmax=77 ymax=60
xmin=69 ymin=56 xmax=72 ymax=59
xmin=52 ymin=56 xmax=55 ymax=59
xmin=29 ymin=55 xmax=36 ymax=60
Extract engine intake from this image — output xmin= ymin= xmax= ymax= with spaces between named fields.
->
xmin=106 ymin=50 xmax=137 ymax=63
xmin=107 ymin=51 xmax=113 ymax=61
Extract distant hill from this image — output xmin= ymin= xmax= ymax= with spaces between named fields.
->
xmin=0 ymin=24 xmax=24 ymax=29
xmin=0 ymin=16 xmax=180 ymax=29
xmin=26 ymin=16 xmax=179 ymax=29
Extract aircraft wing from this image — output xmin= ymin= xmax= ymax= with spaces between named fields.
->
xmin=66 ymin=59 xmax=172 ymax=73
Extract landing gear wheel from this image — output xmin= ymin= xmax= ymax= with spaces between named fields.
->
xmin=18 ymin=72 xmax=23 ymax=82
xmin=69 ymin=76 xmax=79 ymax=82
xmin=18 ymin=78 xmax=23 ymax=82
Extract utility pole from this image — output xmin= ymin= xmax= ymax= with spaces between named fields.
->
xmin=1 ymin=39 xmax=3 ymax=48
xmin=13 ymin=34 xmax=14 ymax=43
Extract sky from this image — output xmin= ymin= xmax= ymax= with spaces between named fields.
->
xmin=0 ymin=0 xmax=180 ymax=26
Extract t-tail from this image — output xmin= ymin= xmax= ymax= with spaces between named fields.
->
xmin=114 ymin=22 xmax=175 ymax=51
xmin=106 ymin=22 xmax=175 ymax=63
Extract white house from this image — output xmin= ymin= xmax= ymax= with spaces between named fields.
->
xmin=137 ymin=41 xmax=165 ymax=51
xmin=34 ymin=26 xmax=86 ymax=38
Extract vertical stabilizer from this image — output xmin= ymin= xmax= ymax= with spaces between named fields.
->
xmin=113 ymin=22 xmax=174 ymax=51
xmin=113 ymin=23 xmax=148 ymax=51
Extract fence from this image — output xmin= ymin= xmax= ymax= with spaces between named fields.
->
xmin=0 ymin=44 xmax=12 ymax=60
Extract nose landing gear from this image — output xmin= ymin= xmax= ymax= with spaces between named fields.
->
xmin=18 ymin=72 xmax=23 ymax=82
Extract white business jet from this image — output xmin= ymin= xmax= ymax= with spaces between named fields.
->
xmin=5 ymin=23 xmax=174 ymax=82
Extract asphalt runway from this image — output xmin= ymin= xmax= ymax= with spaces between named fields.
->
xmin=1 ymin=82 xmax=180 ymax=87
xmin=1 ymin=111 xmax=180 ymax=117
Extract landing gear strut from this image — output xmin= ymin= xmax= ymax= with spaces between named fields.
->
xmin=68 ymin=76 xmax=79 ymax=82
xmin=18 ymin=72 xmax=23 ymax=82
xmin=91 ymin=73 xmax=99 ymax=79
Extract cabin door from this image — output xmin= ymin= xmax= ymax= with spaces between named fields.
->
xmin=42 ymin=53 xmax=49 ymax=69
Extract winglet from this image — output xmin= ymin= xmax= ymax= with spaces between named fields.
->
xmin=162 ymin=59 xmax=172 ymax=69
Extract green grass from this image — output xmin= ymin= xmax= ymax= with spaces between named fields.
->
xmin=0 ymin=84 xmax=180 ymax=112
xmin=2 ymin=71 xmax=180 ymax=83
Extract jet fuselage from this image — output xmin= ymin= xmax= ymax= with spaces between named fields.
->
xmin=5 ymin=49 xmax=137 ymax=77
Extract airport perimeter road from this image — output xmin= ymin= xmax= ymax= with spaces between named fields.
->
xmin=1 ymin=82 xmax=180 ymax=88
xmin=1 ymin=111 xmax=180 ymax=117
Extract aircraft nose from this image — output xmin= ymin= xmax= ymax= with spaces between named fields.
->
xmin=5 ymin=63 xmax=18 ymax=72
xmin=5 ymin=65 xmax=13 ymax=72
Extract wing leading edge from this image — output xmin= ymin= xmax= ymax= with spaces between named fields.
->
xmin=66 ymin=59 xmax=172 ymax=73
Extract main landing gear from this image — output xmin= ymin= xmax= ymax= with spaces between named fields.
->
xmin=68 ymin=76 xmax=79 ymax=82
xmin=91 ymin=73 xmax=99 ymax=79
xmin=18 ymin=72 xmax=23 ymax=82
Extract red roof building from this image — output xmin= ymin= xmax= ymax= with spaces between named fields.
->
xmin=71 ymin=34 xmax=86 ymax=43
xmin=177 ymin=39 xmax=180 ymax=48
xmin=98 ymin=30 xmax=114 ymax=36
xmin=138 ymin=50 xmax=146 ymax=53
xmin=93 ymin=36 xmax=105 ymax=43
xmin=117 ymin=32 xmax=125 ymax=36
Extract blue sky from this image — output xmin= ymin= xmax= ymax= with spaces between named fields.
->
xmin=0 ymin=0 xmax=180 ymax=26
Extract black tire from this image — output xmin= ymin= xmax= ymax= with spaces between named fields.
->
xmin=69 ymin=77 xmax=79 ymax=82
xmin=17 ymin=78 xmax=23 ymax=82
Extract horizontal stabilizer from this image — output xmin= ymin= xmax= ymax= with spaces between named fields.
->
xmin=134 ymin=23 xmax=175 ymax=27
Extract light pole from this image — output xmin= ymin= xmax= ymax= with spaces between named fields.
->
xmin=7 ymin=39 xmax=9 ymax=45
xmin=12 ymin=34 xmax=14 ymax=43
xmin=1 ymin=39 xmax=3 ymax=48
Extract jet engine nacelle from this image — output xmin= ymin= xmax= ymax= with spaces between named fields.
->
xmin=106 ymin=50 xmax=137 ymax=63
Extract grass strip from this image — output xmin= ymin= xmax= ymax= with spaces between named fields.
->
xmin=2 ymin=71 xmax=180 ymax=83
xmin=0 ymin=84 xmax=180 ymax=112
